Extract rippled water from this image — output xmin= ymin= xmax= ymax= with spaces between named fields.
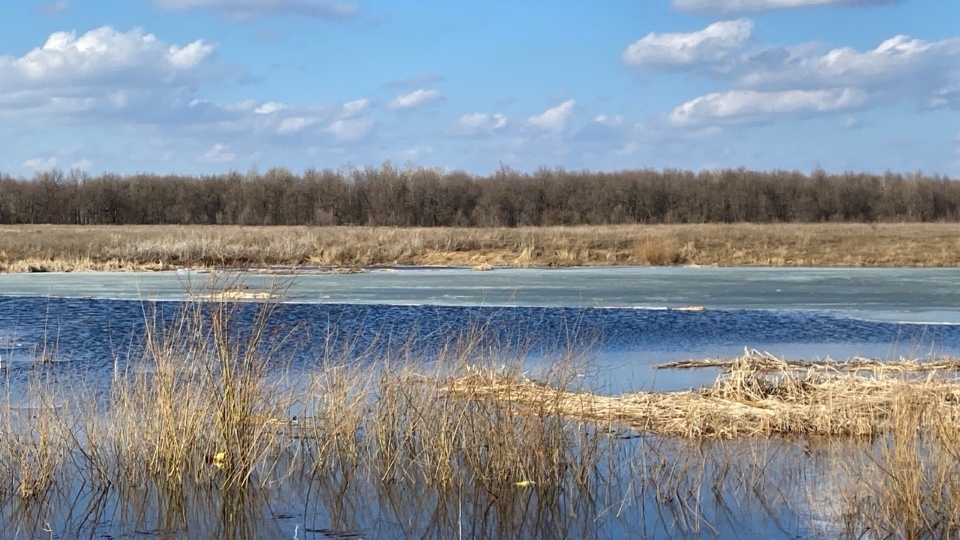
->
xmin=3 ymin=268 xmax=960 ymax=392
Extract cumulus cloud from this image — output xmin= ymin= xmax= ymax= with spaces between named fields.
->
xmin=527 ymin=100 xmax=575 ymax=132
xmin=447 ymin=112 xmax=507 ymax=137
xmin=668 ymin=88 xmax=867 ymax=125
xmin=0 ymin=26 xmax=215 ymax=122
xmin=267 ymin=98 xmax=371 ymax=135
xmin=385 ymin=88 xmax=444 ymax=111
xmin=1 ymin=26 xmax=212 ymax=89
xmin=672 ymin=0 xmax=900 ymax=14
xmin=623 ymin=19 xmax=753 ymax=67
xmin=153 ymin=0 xmax=361 ymax=20
xmin=736 ymin=35 xmax=960 ymax=93
xmin=0 ymin=24 xmax=387 ymax=152
xmin=647 ymin=28 xmax=960 ymax=129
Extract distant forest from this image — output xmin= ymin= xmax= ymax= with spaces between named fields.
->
xmin=1 ymin=165 xmax=958 ymax=226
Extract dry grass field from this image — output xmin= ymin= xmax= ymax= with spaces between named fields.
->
xmin=1 ymin=223 xmax=960 ymax=272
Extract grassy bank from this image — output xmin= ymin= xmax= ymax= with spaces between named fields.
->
xmin=2 ymin=223 xmax=960 ymax=272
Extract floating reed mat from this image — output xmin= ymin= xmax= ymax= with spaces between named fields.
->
xmin=438 ymin=352 xmax=960 ymax=439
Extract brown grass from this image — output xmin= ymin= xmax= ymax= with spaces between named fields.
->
xmin=442 ymin=351 xmax=960 ymax=439
xmin=2 ymin=223 xmax=960 ymax=272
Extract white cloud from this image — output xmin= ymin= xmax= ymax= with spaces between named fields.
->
xmin=527 ymin=100 xmax=575 ymax=132
xmin=672 ymin=0 xmax=899 ymax=14
xmin=385 ymin=88 xmax=444 ymax=111
xmin=276 ymin=116 xmax=320 ymax=134
xmin=0 ymin=26 xmax=215 ymax=122
xmin=623 ymin=19 xmax=753 ymax=67
xmin=342 ymin=98 xmax=372 ymax=116
xmin=197 ymin=143 xmax=236 ymax=163
xmin=738 ymin=35 xmax=960 ymax=95
xmin=4 ymin=26 xmax=213 ymax=85
xmin=668 ymin=88 xmax=867 ymax=125
xmin=254 ymin=102 xmax=286 ymax=114
xmin=651 ymin=30 xmax=960 ymax=130
xmin=21 ymin=157 xmax=58 ymax=170
xmin=325 ymin=116 xmax=374 ymax=142
xmin=447 ymin=112 xmax=508 ymax=137
xmin=153 ymin=0 xmax=361 ymax=20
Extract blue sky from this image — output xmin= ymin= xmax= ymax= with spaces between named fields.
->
xmin=1 ymin=0 xmax=958 ymax=176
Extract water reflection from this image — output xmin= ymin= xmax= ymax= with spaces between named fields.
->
xmin=0 ymin=436 xmax=842 ymax=540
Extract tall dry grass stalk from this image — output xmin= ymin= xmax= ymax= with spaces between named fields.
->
xmin=0 ymin=377 xmax=68 ymax=501
xmin=816 ymin=388 xmax=960 ymax=538
xmin=110 ymin=281 xmax=293 ymax=490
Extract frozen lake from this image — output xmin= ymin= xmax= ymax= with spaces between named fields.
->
xmin=2 ymin=266 xmax=960 ymax=322
xmin=2 ymin=267 xmax=960 ymax=392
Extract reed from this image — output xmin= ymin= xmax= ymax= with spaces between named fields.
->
xmin=441 ymin=350 xmax=960 ymax=438
xmin=4 ymin=302 xmax=960 ymax=536
xmin=0 ymin=378 xmax=68 ymax=501
xmin=3 ymin=223 xmax=960 ymax=272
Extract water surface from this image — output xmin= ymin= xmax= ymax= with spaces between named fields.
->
xmin=2 ymin=266 xmax=958 ymax=539
xmin=2 ymin=267 xmax=960 ymax=392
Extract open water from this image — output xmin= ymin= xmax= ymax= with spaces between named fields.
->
xmin=2 ymin=267 xmax=960 ymax=392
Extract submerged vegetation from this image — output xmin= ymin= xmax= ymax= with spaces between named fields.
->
xmin=3 ymin=293 xmax=960 ymax=538
xmin=3 ymin=222 xmax=960 ymax=272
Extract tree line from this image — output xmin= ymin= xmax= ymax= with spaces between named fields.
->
xmin=1 ymin=165 xmax=958 ymax=226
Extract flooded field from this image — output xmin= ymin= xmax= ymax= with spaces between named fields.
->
xmin=1 ymin=267 xmax=960 ymax=539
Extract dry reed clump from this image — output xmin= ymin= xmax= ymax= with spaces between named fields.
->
xmin=358 ymin=349 xmax=610 ymax=494
xmin=107 ymin=286 xmax=293 ymax=491
xmin=439 ymin=350 xmax=960 ymax=439
xmin=0 ymin=384 xmax=69 ymax=500
xmin=634 ymin=238 xmax=685 ymax=266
